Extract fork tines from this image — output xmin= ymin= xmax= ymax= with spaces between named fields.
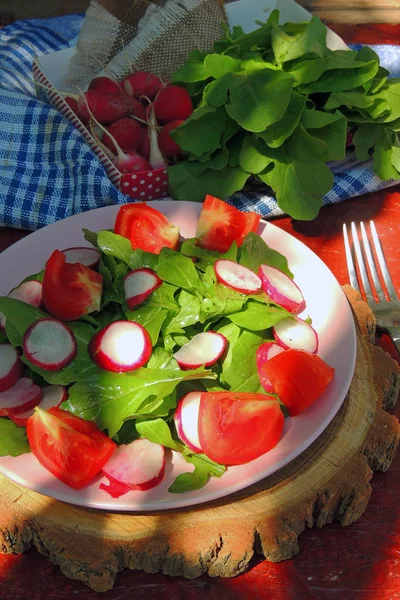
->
xmin=343 ymin=220 xmax=399 ymax=303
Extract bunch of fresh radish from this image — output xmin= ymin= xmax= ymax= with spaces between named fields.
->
xmin=64 ymin=72 xmax=193 ymax=176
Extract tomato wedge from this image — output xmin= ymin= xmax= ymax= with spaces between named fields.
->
xmin=42 ymin=250 xmax=103 ymax=321
xmin=260 ymin=349 xmax=335 ymax=416
xmin=198 ymin=391 xmax=284 ymax=465
xmin=114 ymin=203 xmax=180 ymax=253
xmin=195 ymin=195 xmax=261 ymax=253
xmin=26 ymin=407 xmax=116 ymax=489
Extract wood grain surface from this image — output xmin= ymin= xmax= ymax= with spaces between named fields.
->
xmin=0 ymin=286 xmax=399 ymax=592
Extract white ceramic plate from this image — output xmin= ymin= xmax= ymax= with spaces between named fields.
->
xmin=0 ymin=201 xmax=356 ymax=511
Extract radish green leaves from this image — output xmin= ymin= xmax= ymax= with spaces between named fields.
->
xmin=169 ymin=11 xmax=400 ymax=220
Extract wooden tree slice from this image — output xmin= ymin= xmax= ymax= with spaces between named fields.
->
xmin=1 ymin=285 xmax=399 ymax=592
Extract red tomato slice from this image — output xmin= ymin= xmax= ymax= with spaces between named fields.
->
xmin=114 ymin=203 xmax=180 ymax=253
xmin=198 ymin=391 xmax=284 ymax=465
xmin=26 ymin=407 xmax=116 ymax=489
xmin=195 ymin=195 xmax=261 ymax=253
xmin=42 ymin=250 xmax=103 ymax=321
xmin=260 ymin=349 xmax=335 ymax=416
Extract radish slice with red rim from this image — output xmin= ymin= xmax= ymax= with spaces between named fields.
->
xmin=256 ymin=342 xmax=285 ymax=393
xmin=0 ymin=280 xmax=43 ymax=330
xmin=0 ymin=377 xmax=42 ymax=417
xmin=258 ymin=264 xmax=306 ymax=314
xmin=62 ymin=247 xmax=101 ymax=269
xmin=0 ymin=344 xmax=23 ymax=392
xmin=214 ymin=259 xmax=261 ymax=294
xmin=124 ymin=268 xmax=162 ymax=310
xmin=23 ymin=318 xmax=77 ymax=371
xmin=273 ymin=317 xmax=318 ymax=354
xmin=173 ymin=331 xmax=227 ymax=369
xmin=88 ymin=320 xmax=152 ymax=372
xmin=10 ymin=384 xmax=68 ymax=427
xmin=100 ymin=438 xmax=166 ymax=498
xmin=174 ymin=391 xmax=202 ymax=453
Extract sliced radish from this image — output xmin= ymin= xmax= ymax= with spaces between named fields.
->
xmin=0 ymin=344 xmax=23 ymax=392
xmin=23 ymin=318 xmax=77 ymax=371
xmin=62 ymin=247 xmax=101 ymax=269
xmin=1 ymin=280 xmax=44 ymax=330
xmin=174 ymin=391 xmax=202 ymax=453
xmin=100 ymin=438 xmax=166 ymax=498
xmin=88 ymin=320 xmax=152 ymax=372
xmin=258 ymin=265 xmax=306 ymax=314
xmin=214 ymin=260 xmax=262 ymax=294
xmin=0 ymin=377 xmax=42 ymax=417
xmin=10 ymin=384 xmax=68 ymax=427
xmin=8 ymin=280 xmax=43 ymax=307
xmin=273 ymin=317 xmax=318 ymax=354
xmin=173 ymin=331 xmax=227 ymax=369
xmin=256 ymin=342 xmax=285 ymax=393
xmin=124 ymin=268 xmax=162 ymax=310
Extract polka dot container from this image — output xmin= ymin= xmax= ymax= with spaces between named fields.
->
xmin=121 ymin=168 xmax=169 ymax=201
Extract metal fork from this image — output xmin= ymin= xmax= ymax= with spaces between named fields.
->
xmin=343 ymin=220 xmax=400 ymax=351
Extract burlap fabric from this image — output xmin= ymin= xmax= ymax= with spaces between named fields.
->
xmin=67 ymin=0 xmax=227 ymax=89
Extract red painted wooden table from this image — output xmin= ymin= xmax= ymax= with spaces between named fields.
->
xmin=1 ymin=22 xmax=400 ymax=600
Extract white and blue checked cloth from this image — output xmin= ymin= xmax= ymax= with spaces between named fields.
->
xmin=1 ymin=15 xmax=400 ymax=231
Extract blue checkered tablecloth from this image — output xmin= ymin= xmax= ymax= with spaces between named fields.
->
xmin=0 ymin=15 xmax=400 ymax=230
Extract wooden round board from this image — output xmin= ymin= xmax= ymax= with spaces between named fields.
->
xmin=1 ymin=286 xmax=399 ymax=593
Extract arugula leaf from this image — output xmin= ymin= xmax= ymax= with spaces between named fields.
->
xmin=98 ymin=230 xmax=159 ymax=271
xmin=169 ymin=453 xmax=226 ymax=493
xmin=204 ymin=54 xmax=240 ymax=78
xmin=168 ymin=162 xmax=250 ymax=202
xmin=0 ymin=297 xmax=49 ymax=346
xmin=171 ymin=49 xmax=210 ymax=83
xmin=172 ymin=105 xmax=226 ymax=157
xmin=220 ymin=329 xmax=269 ymax=393
xmin=136 ymin=418 xmax=181 ymax=451
xmin=156 ymin=248 xmax=204 ymax=293
xmin=0 ymin=330 xmax=6 ymax=344
xmin=164 ymin=290 xmax=202 ymax=335
xmin=301 ymin=109 xmax=347 ymax=162
xmin=63 ymin=367 xmax=217 ymax=437
xmin=83 ymin=228 xmax=99 ymax=249
xmin=147 ymin=347 xmax=179 ymax=370
xmin=227 ymin=300 xmax=289 ymax=330
xmin=226 ymin=69 xmax=293 ymax=133
xmin=125 ymin=283 xmax=178 ymax=344
xmin=271 ymin=15 xmax=327 ymax=65
xmin=0 ymin=418 xmax=30 ymax=456
xmin=258 ymin=90 xmax=306 ymax=148
xmin=239 ymin=232 xmax=293 ymax=277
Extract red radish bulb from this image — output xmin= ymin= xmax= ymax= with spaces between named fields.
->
xmin=158 ymin=120 xmax=184 ymax=158
xmin=173 ymin=331 xmax=227 ymax=369
xmin=62 ymin=247 xmax=101 ymax=269
xmin=174 ymin=391 xmax=203 ymax=453
xmin=131 ymin=98 xmax=147 ymax=122
xmin=0 ymin=344 xmax=23 ymax=392
xmin=102 ymin=117 xmax=144 ymax=154
xmin=214 ymin=259 xmax=262 ymax=294
xmin=153 ymin=86 xmax=193 ymax=122
xmin=100 ymin=438 xmax=166 ymax=497
xmin=122 ymin=72 xmax=164 ymax=100
xmin=88 ymin=320 xmax=152 ymax=372
xmin=77 ymin=90 xmax=136 ymax=124
xmin=0 ymin=377 xmax=42 ymax=417
xmin=88 ymin=76 xmax=124 ymax=95
xmin=273 ymin=317 xmax=318 ymax=354
xmin=124 ymin=268 xmax=162 ymax=309
xmin=256 ymin=342 xmax=285 ymax=393
xmin=10 ymin=384 xmax=68 ymax=427
xmin=139 ymin=128 xmax=151 ymax=161
xmin=23 ymin=318 xmax=77 ymax=371
xmin=258 ymin=265 xmax=306 ymax=314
